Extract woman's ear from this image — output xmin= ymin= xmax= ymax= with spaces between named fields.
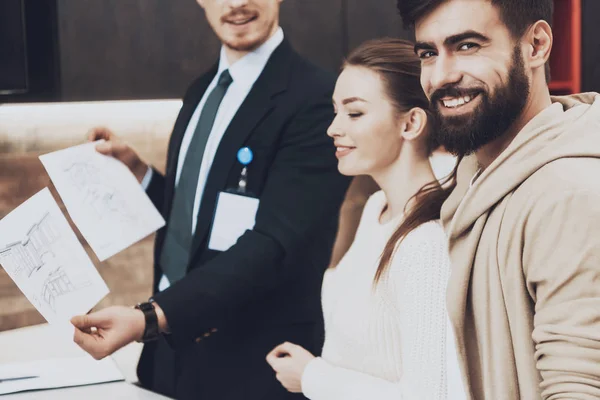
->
xmin=400 ymin=108 xmax=428 ymax=142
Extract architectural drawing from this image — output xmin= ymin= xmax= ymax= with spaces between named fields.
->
xmin=0 ymin=211 xmax=91 ymax=311
xmin=65 ymin=162 xmax=136 ymax=223
xmin=0 ymin=188 xmax=109 ymax=324
xmin=40 ymin=142 xmax=165 ymax=262
xmin=42 ymin=266 xmax=91 ymax=311
xmin=0 ymin=213 xmax=60 ymax=278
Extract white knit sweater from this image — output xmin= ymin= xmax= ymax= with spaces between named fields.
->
xmin=302 ymin=191 xmax=465 ymax=400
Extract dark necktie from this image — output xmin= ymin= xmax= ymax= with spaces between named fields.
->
xmin=160 ymin=69 xmax=233 ymax=283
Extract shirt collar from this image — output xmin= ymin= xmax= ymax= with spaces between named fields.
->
xmin=217 ymin=27 xmax=284 ymax=89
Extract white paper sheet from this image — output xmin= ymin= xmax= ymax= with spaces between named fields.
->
xmin=39 ymin=141 xmax=165 ymax=261
xmin=0 ymin=356 xmax=124 ymax=395
xmin=208 ymin=192 xmax=259 ymax=251
xmin=0 ymin=188 xmax=109 ymax=325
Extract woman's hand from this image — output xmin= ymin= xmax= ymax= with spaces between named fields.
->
xmin=266 ymin=342 xmax=316 ymax=393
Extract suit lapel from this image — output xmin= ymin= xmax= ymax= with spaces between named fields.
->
xmin=190 ymin=40 xmax=293 ymax=258
xmin=164 ymin=65 xmax=218 ymax=216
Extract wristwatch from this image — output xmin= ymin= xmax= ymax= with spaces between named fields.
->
xmin=135 ymin=300 xmax=160 ymax=343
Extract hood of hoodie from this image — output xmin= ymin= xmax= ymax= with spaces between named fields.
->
xmin=441 ymin=92 xmax=600 ymax=239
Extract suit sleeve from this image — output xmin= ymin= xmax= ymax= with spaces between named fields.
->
xmin=524 ymin=190 xmax=600 ymax=399
xmin=145 ymin=167 xmax=166 ymax=212
xmin=152 ymin=90 xmax=350 ymax=346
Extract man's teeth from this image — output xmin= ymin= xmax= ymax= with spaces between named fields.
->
xmin=230 ymin=18 xmax=253 ymax=25
xmin=442 ymin=95 xmax=473 ymax=108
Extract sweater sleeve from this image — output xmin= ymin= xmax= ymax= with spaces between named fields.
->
xmin=302 ymin=223 xmax=455 ymax=400
xmin=302 ymin=357 xmax=408 ymax=400
xmin=524 ymin=190 xmax=600 ymax=399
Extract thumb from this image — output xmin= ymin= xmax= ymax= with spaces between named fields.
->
xmin=95 ymin=141 xmax=114 ymax=156
xmin=95 ymin=141 xmax=110 ymax=155
xmin=71 ymin=312 xmax=104 ymax=329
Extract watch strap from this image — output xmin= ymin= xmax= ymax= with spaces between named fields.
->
xmin=135 ymin=301 xmax=160 ymax=343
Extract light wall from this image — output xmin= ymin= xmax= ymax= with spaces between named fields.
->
xmin=0 ymin=99 xmax=181 ymax=169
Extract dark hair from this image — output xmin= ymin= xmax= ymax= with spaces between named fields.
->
xmin=397 ymin=0 xmax=553 ymax=35
xmin=397 ymin=0 xmax=554 ymax=80
xmin=344 ymin=38 xmax=458 ymax=285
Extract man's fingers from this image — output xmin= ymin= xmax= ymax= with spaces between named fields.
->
xmin=73 ymin=328 xmax=107 ymax=360
xmin=87 ymin=127 xmax=113 ymax=142
xmin=73 ymin=326 xmax=93 ymax=347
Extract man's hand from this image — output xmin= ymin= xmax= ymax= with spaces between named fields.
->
xmin=266 ymin=342 xmax=316 ymax=393
xmin=71 ymin=306 xmax=145 ymax=360
xmin=88 ymin=127 xmax=148 ymax=183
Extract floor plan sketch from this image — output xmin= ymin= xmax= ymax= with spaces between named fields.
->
xmin=0 ymin=188 xmax=109 ymax=324
xmin=40 ymin=141 xmax=165 ymax=261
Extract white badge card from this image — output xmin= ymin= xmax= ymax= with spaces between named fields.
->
xmin=208 ymin=192 xmax=260 ymax=252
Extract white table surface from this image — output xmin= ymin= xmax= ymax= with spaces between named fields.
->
xmin=0 ymin=323 xmax=170 ymax=399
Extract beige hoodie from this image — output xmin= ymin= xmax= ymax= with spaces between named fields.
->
xmin=441 ymin=93 xmax=600 ymax=399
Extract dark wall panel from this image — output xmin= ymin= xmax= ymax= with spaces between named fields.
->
xmin=280 ymin=0 xmax=344 ymax=73
xmin=346 ymin=0 xmax=413 ymax=55
xmin=57 ymin=0 xmax=219 ymax=101
xmin=57 ymin=0 xmax=343 ymax=101
xmin=582 ymin=0 xmax=600 ymax=92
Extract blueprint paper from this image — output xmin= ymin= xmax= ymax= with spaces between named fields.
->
xmin=0 ymin=188 xmax=108 ymax=324
xmin=39 ymin=141 xmax=165 ymax=261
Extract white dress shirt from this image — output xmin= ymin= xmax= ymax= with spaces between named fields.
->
xmin=143 ymin=28 xmax=284 ymax=291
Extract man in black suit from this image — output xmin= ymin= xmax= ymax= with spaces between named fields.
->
xmin=70 ymin=0 xmax=349 ymax=399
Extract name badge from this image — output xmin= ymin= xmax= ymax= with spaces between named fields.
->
xmin=208 ymin=192 xmax=259 ymax=252
xmin=208 ymin=147 xmax=258 ymax=252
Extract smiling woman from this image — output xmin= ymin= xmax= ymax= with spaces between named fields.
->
xmin=267 ymin=38 xmax=465 ymax=400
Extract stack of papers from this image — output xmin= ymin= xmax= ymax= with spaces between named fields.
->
xmin=0 ymin=356 xmax=124 ymax=395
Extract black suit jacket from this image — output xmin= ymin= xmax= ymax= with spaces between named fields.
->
xmin=137 ymin=40 xmax=350 ymax=399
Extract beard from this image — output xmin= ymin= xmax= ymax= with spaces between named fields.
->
xmin=219 ymin=10 xmax=275 ymax=52
xmin=222 ymin=33 xmax=265 ymax=52
xmin=429 ymin=45 xmax=530 ymax=157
